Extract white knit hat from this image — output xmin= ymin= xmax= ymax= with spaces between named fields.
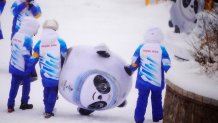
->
xmin=43 ymin=19 xmax=59 ymax=31
xmin=19 ymin=17 xmax=40 ymax=36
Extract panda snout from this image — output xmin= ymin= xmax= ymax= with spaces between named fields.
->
xmin=98 ymin=95 xmax=102 ymax=100
xmin=191 ymin=5 xmax=193 ymax=8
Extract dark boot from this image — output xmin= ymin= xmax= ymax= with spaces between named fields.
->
xmin=153 ymin=118 xmax=163 ymax=122
xmin=19 ymin=103 xmax=33 ymax=110
xmin=117 ymin=100 xmax=127 ymax=108
xmin=44 ymin=112 xmax=54 ymax=118
xmin=8 ymin=106 xmax=15 ymax=113
xmin=77 ymin=107 xmax=94 ymax=115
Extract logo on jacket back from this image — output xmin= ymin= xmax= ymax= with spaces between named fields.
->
xmin=139 ymin=44 xmax=162 ymax=87
xmin=40 ymin=41 xmax=61 ymax=80
xmin=10 ymin=36 xmax=26 ymax=72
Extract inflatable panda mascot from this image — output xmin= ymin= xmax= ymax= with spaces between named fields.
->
xmin=59 ymin=44 xmax=132 ymax=115
xmin=169 ymin=0 xmax=204 ymax=34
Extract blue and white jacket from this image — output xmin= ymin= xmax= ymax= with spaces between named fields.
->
xmin=30 ymin=29 xmax=67 ymax=87
xmin=0 ymin=0 xmax=6 ymax=39
xmin=11 ymin=0 xmax=41 ymax=38
xmin=130 ymin=43 xmax=171 ymax=90
xmin=9 ymin=17 xmax=39 ymax=76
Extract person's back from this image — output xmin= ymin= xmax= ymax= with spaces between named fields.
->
xmin=30 ymin=20 xmax=67 ymax=118
xmin=9 ymin=17 xmax=39 ymax=76
xmin=33 ymin=27 xmax=67 ymax=87
xmin=11 ymin=0 xmax=41 ymax=39
xmin=125 ymin=27 xmax=171 ymax=123
xmin=8 ymin=17 xmax=39 ymax=113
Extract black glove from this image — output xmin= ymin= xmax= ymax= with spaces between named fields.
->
xmin=124 ymin=66 xmax=132 ymax=76
xmin=27 ymin=0 xmax=34 ymax=2
xmin=28 ymin=3 xmax=33 ymax=10
xmin=97 ymin=51 xmax=110 ymax=58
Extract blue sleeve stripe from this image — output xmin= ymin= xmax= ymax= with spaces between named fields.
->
xmin=58 ymin=39 xmax=67 ymax=55
xmin=24 ymin=37 xmax=33 ymax=52
xmin=33 ymin=41 xmax=41 ymax=53
xmin=30 ymin=5 xmax=41 ymax=17
xmin=0 ymin=1 xmax=6 ymax=13
xmin=11 ymin=2 xmax=26 ymax=16
xmin=161 ymin=45 xmax=171 ymax=72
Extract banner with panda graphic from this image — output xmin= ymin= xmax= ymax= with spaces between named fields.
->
xmin=169 ymin=0 xmax=205 ymax=34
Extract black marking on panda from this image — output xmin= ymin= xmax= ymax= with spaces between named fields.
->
xmin=194 ymin=19 xmax=197 ymax=23
xmin=169 ymin=20 xmax=174 ymax=27
xmin=88 ymin=101 xmax=107 ymax=110
xmin=78 ymin=107 xmax=94 ymax=115
xmin=182 ymin=0 xmax=191 ymax=8
xmin=97 ymin=51 xmax=110 ymax=58
xmin=175 ymin=25 xmax=180 ymax=33
xmin=194 ymin=0 xmax=198 ymax=14
xmin=94 ymin=75 xmax=111 ymax=94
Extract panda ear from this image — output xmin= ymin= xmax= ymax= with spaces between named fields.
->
xmin=95 ymin=44 xmax=111 ymax=58
xmin=67 ymin=47 xmax=73 ymax=56
xmin=64 ymin=47 xmax=73 ymax=61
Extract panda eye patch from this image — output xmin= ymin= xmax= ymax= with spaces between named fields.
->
xmin=94 ymin=75 xmax=111 ymax=94
xmin=182 ymin=0 xmax=191 ymax=8
xmin=194 ymin=0 xmax=198 ymax=14
xmin=88 ymin=101 xmax=107 ymax=110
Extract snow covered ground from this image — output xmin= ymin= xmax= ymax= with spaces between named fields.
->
xmin=1 ymin=0 xmax=217 ymax=123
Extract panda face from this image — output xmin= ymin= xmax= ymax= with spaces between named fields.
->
xmin=80 ymin=74 xmax=113 ymax=110
xmin=181 ymin=0 xmax=199 ymax=18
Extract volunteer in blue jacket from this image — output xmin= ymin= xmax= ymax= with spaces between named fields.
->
xmin=8 ymin=17 xmax=40 ymax=113
xmin=11 ymin=0 xmax=41 ymax=39
xmin=125 ymin=27 xmax=171 ymax=123
xmin=29 ymin=20 xmax=67 ymax=118
xmin=0 ymin=0 xmax=6 ymax=40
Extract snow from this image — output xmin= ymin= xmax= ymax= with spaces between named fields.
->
xmin=0 ymin=0 xmax=217 ymax=123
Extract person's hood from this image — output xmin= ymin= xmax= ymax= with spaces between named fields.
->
xmin=143 ymin=27 xmax=164 ymax=44
xmin=40 ymin=28 xmax=59 ymax=44
xmin=19 ymin=17 xmax=40 ymax=37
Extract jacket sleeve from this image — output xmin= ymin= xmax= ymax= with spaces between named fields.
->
xmin=11 ymin=1 xmax=27 ymax=16
xmin=161 ymin=45 xmax=171 ymax=72
xmin=28 ymin=40 xmax=41 ymax=67
xmin=29 ymin=2 xmax=41 ymax=18
xmin=0 ymin=0 xmax=6 ymax=14
xmin=129 ymin=44 xmax=143 ymax=72
xmin=58 ymin=39 xmax=67 ymax=67
xmin=22 ymin=37 xmax=33 ymax=65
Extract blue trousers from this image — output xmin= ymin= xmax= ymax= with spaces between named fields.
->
xmin=8 ymin=74 xmax=30 ymax=108
xmin=43 ymin=86 xmax=58 ymax=113
xmin=134 ymin=88 xmax=163 ymax=123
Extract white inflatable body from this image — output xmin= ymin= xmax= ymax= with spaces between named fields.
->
xmin=169 ymin=0 xmax=204 ymax=34
xmin=59 ymin=45 xmax=132 ymax=111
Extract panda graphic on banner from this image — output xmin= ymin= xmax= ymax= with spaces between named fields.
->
xmin=59 ymin=45 xmax=132 ymax=115
xmin=169 ymin=0 xmax=205 ymax=34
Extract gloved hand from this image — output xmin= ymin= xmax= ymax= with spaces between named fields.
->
xmin=26 ymin=0 xmax=34 ymax=3
xmin=26 ymin=0 xmax=34 ymax=9
xmin=124 ymin=66 xmax=132 ymax=76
